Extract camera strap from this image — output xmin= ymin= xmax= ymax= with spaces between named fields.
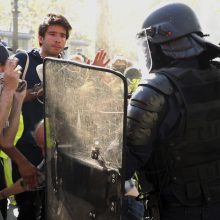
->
xmin=21 ymin=52 xmax=29 ymax=80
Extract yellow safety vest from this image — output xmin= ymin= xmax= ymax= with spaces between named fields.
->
xmin=0 ymin=114 xmax=24 ymax=205
xmin=128 ymin=78 xmax=141 ymax=94
xmin=0 ymin=114 xmax=24 ymax=188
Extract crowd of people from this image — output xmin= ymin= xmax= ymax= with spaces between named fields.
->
xmin=0 ymin=13 xmax=141 ymax=220
xmin=0 ymin=2 xmax=220 ymax=220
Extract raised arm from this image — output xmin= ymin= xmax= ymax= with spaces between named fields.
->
xmin=0 ymin=57 xmax=20 ymax=133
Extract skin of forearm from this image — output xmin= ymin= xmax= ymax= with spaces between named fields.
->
xmin=0 ymin=179 xmax=25 ymax=200
xmin=0 ymin=145 xmax=29 ymax=167
xmin=3 ymin=97 xmax=23 ymax=145
xmin=0 ymin=88 xmax=14 ymax=133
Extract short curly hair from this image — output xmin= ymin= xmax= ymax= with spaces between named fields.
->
xmin=38 ymin=13 xmax=72 ymax=40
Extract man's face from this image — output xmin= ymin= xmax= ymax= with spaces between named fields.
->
xmin=39 ymin=25 xmax=67 ymax=58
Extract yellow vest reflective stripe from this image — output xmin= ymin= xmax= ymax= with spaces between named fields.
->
xmin=0 ymin=114 xmax=24 ymax=187
xmin=128 ymin=78 xmax=141 ymax=94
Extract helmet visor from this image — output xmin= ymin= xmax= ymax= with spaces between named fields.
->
xmin=136 ymin=29 xmax=152 ymax=75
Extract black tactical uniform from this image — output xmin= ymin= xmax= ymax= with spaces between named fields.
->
xmin=126 ymin=3 xmax=220 ymax=220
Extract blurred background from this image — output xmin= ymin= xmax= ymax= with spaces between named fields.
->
xmin=0 ymin=0 xmax=220 ymax=63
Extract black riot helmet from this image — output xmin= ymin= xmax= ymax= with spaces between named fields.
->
xmin=136 ymin=3 xmax=210 ymax=72
xmin=141 ymin=3 xmax=203 ymax=44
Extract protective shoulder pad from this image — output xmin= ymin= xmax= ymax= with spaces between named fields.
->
xmin=139 ymin=73 xmax=173 ymax=95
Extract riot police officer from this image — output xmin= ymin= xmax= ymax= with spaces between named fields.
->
xmin=125 ymin=3 xmax=220 ymax=220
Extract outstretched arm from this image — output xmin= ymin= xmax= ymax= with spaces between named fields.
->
xmin=0 ymin=58 xmax=20 ymax=133
xmin=0 ymin=145 xmax=39 ymax=189
xmin=87 ymin=49 xmax=110 ymax=67
xmin=0 ymin=179 xmax=25 ymax=200
xmin=2 ymin=80 xmax=27 ymax=145
xmin=0 ymin=58 xmax=39 ymax=189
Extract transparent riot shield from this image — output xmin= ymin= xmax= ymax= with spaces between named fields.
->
xmin=43 ymin=58 xmax=128 ymax=220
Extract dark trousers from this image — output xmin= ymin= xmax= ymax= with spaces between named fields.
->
xmin=12 ymin=142 xmax=45 ymax=220
xmin=160 ymin=203 xmax=220 ymax=220
xmin=0 ymin=196 xmax=7 ymax=220
xmin=123 ymin=196 xmax=144 ymax=220
xmin=0 ymin=158 xmax=7 ymax=220
xmin=15 ymin=189 xmax=45 ymax=220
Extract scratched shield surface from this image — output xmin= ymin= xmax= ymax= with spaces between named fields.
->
xmin=44 ymin=58 xmax=127 ymax=220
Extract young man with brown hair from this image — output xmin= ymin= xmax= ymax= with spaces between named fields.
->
xmin=12 ymin=13 xmax=72 ymax=220
xmin=13 ymin=12 xmax=110 ymax=220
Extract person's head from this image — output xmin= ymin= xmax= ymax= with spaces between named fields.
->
xmin=137 ymin=3 xmax=216 ymax=71
xmin=70 ymin=54 xmax=85 ymax=63
xmin=0 ymin=43 xmax=9 ymax=72
xmin=124 ymin=67 xmax=142 ymax=94
xmin=38 ymin=13 xmax=72 ymax=58
xmin=110 ymin=55 xmax=129 ymax=74
xmin=0 ymin=40 xmax=12 ymax=53
xmin=124 ymin=67 xmax=141 ymax=82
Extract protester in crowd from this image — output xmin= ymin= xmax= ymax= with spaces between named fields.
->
xmin=12 ymin=13 xmax=110 ymax=220
xmin=12 ymin=13 xmax=72 ymax=220
xmin=70 ymin=53 xmax=85 ymax=63
xmin=0 ymin=119 xmax=45 ymax=203
xmin=0 ymin=43 xmax=39 ymax=219
xmin=0 ymin=39 xmax=13 ymax=55
xmin=110 ymin=55 xmax=131 ymax=74
xmin=70 ymin=49 xmax=110 ymax=65
xmin=124 ymin=66 xmax=142 ymax=97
